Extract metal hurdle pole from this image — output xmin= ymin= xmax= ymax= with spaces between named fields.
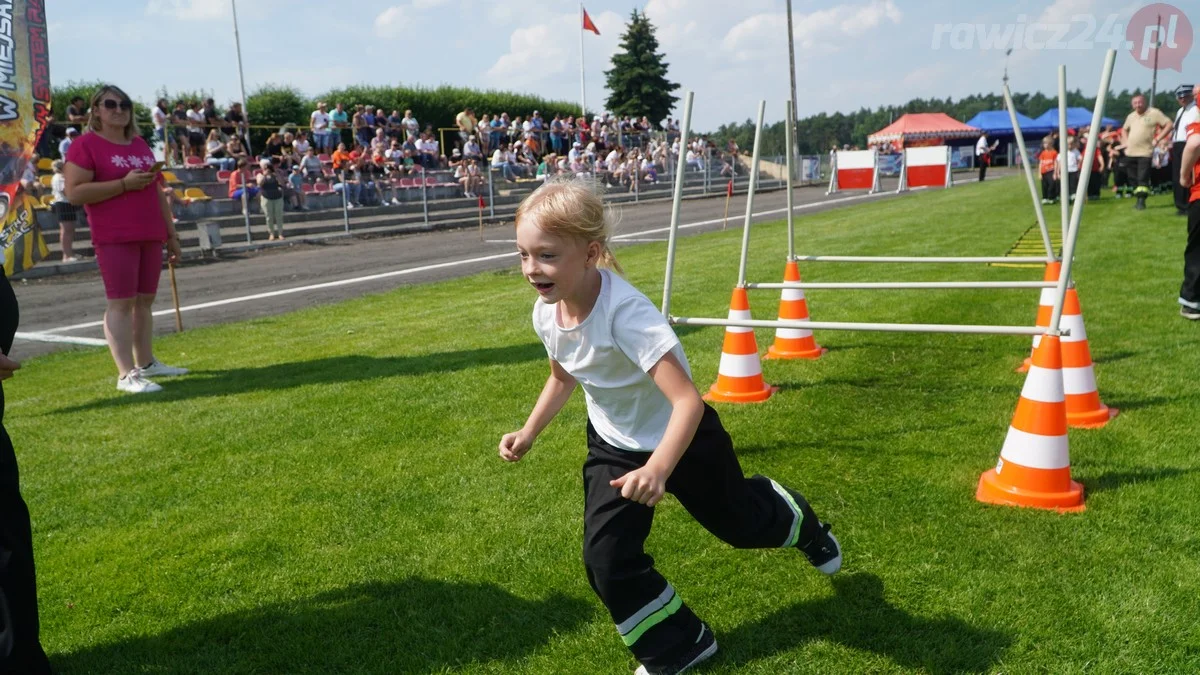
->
xmin=1003 ymin=82 xmax=1055 ymax=259
xmin=672 ymin=316 xmax=1053 ymax=336
xmin=736 ymin=100 xmax=767 ymax=287
xmin=1049 ymin=49 xmax=1116 ymax=333
xmin=1058 ymin=66 xmax=1070 ymax=245
xmin=784 ymin=101 xmax=796 ymax=261
xmin=660 ymin=91 xmax=693 ymax=318
xmin=746 ymin=281 xmax=1056 ymax=290
xmin=792 ymin=255 xmax=1054 ymax=263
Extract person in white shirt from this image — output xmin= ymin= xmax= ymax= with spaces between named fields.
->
xmin=1065 ymin=137 xmax=1082 ymax=201
xmin=311 ymin=102 xmax=333 ymax=153
xmin=1172 ymin=84 xmax=1199 ymax=215
xmin=975 ymin=133 xmax=998 ymax=181
xmin=151 ymin=98 xmax=173 ymax=162
xmin=501 ymin=179 xmax=841 ymax=674
xmin=402 ymin=110 xmax=419 ymax=139
xmin=49 ymin=159 xmax=78 ymax=262
xmin=185 ymin=102 xmax=205 ymax=158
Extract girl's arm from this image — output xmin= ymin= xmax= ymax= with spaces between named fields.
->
xmin=610 ymin=352 xmax=704 ymax=506
xmin=498 ymin=359 xmax=577 ymax=462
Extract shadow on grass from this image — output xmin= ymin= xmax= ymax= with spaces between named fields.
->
xmin=1080 ymin=466 xmax=1196 ymax=494
xmin=1091 ymin=350 xmax=1138 ymax=365
xmin=1102 ymin=396 xmax=1170 ymax=413
xmin=53 ymin=342 xmax=548 ymax=414
xmin=719 ymin=573 xmax=1010 ymax=674
xmin=53 ymin=578 xmax=593 ymax=674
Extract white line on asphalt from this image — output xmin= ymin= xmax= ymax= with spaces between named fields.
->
xmin=14 ymin=332 xmax=109 ymax=347
xmin=38 ymin=191 xmax=885 ymax=336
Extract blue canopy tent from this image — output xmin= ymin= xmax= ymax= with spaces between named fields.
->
xmin=1031 ymin=107 xmax=1119 ymax=130
xmin=964 ymin=110 xmax=1054 ymax=136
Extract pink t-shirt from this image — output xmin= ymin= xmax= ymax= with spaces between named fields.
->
xmin=65 ymin=132 xmax=166 ymax=244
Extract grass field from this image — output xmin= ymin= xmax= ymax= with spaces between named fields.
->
xmin=9 ymin=177 xmax=1200 ymax=673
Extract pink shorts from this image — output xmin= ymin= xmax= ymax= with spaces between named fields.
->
xmin=94 ymin=241 xmax=164 ymax=299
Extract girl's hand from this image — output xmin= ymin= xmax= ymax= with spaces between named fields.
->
xmin=0 ymin=353 xmax=20 ymax=382
xmin=498 ymin=429 xmax=534 ymax=462
xmin=166 ymin=236 xmax=182 ymax=263
xmin=610 ymin=466 xmax=667 ymax=507
xmin=123 ymin=170 xmax=156 ymax=192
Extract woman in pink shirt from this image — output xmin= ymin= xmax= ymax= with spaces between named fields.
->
xmin=64 ymin=84 xmax=188 ymax=394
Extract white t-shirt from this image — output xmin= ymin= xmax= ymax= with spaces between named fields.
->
xmin=152 ymin=107 xmax=167 ymax=131
xmin=1174 ymin=103 xmax=1198 ymax=142
xmin=975 ymin=136 xmax=989 ymax=156
xmin=294 ymin=138 xmax=311 ymax=155
xmin=186 ymin=109 xmax=204 ymax=133
xmin=51 ymin=173 xmax=67 ymax=203
xmin=311 ymin=110 xmax=330 ymax=132
xmin=403 ymin=116 xmax=419 ymax=135
xmin=1066 ymin=149 xmax=1081 ymax=172
xmin=532 ymin=269 xmax=691 ymax=451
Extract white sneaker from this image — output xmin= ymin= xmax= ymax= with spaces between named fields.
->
xmin=140 ymin=359 xmax=189 ymax=377
xmin=391 ymin=198 xmax=401 ymax=205
xmin=346 ymin=203 xmax=355 ymax=210
xmin=117 ymin=369 xmax=162 ymax=394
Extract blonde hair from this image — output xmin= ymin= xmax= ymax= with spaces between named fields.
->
xmin=514 ymin=177 xmax=622 ymax=274
xmin=87 ymin=84 xmax=139 ymax=140
xmin=51 ymin=159 xmax=64 ymax=173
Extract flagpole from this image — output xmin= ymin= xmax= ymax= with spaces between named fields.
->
xmin=231 ymin=0 xmax=252 ymax=244
xmin=579 ymin=2 xmax=586 ymax=118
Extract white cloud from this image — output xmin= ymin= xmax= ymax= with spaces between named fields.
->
xmin=145 ymin=0 xmax=227 ymax=21
xmin=374 ymin=6 xmax=410 ymax=38
xmin=722 ymin=0 xmax=902 ymax=59
xmin=484 ymin=11 xmax=622 ymax=89
xmin=412 ymin=0 xmax=449 ymax=8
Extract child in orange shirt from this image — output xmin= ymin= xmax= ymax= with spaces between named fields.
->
xmin=1038 ymin=136 xmax=1060 ymax=204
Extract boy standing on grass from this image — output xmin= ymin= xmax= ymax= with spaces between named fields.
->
xmin=1177 ymin=110 xmax=1200 ymax=321
xmin=498 ymin=179 xmax=841 ymax=675
xmin=1038 ymin=137 xmax=1059 ymax=204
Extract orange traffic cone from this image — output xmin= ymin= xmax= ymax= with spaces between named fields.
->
xmin=705 ymin=287 xmax=776 ymax=403
xmin=1016 ymin=261 xmax=1061 ymax=373
xmin=1058 ymin=289 xmax=1119 ymax=428
xmin=977 ymin=333 xmax=1084 ymax=512
xmin=765 ymin=260 xmax=826 ymax=360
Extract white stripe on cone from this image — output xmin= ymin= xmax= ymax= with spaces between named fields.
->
xmin=775 ymin=327 xmax=813 ymax=339
xmin=1059 ymin=314 xmax=1088 ymax=342
xmin=1062 ymin=365 xmax=1098 ymax=395
xmin=717 ymin=352 xmax=766 ymax=378
xmin=999 ymin=427 xmax=1071 ymax=470
xmin=1020 ymin=365 xmax=1065 ymax=403
xmin=726 ymin=308 xmax=753 ymax=333
xmin=781 ymin=289 xmax=806 ymax=301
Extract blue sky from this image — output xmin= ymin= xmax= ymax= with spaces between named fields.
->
xmin=48 ymin=0 xmax=1199 ymax=130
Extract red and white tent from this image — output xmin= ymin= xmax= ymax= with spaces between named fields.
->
xmin=867 ymin=113 xmax=980 ymax=150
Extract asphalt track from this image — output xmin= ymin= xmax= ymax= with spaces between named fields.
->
xmin=11 ymin=174 xmax=1004 ymax=361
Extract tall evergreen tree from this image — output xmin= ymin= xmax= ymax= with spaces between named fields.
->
xmin=604 ymin=10 xmax=679 ymax=126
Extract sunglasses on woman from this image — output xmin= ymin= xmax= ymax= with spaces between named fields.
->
xmin=102 ymin=99 xmax=133 ymax=111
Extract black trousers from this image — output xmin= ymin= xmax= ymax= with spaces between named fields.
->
xmin=1041 ymin=172 xmax=1058 ymax=201
xmin=978 ymin=159 xmax=988 ymax=182
xmin=583 ymin=404 xmax=813 ymax=670
xmin=1182 ymin=200 xmax=1200 ymax=309
xmin=1173 ymin=141 xmax=1188 ymax=211
xmin=1087 ymin=167 xmax=1103 ymax=199
xmin=0 ymin=272 xmax=51 ymax=674
xmin=1127 ymin=156 xmax=1151 ymax=195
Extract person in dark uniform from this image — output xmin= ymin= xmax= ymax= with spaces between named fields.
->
xmin=0 ymin=270 xmax=53 ymax=674
xmin=1172 ymin=85 xmax=1198 ymax=216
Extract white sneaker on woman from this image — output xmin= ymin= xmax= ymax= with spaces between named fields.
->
xmin=140 ymin=359 xmax=189 ymax=377
xmin=117 ymin=369 xmax=162 ymax=394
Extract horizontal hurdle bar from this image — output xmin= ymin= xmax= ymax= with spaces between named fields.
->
xmin=671 ymin=316 xmax=1064 ymax=336
xmin=745 ymin=281 xmax=1057 ymax=290
xmin=793 ymin=256 xmax=1055 ymax=264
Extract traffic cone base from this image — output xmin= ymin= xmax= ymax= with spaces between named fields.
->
xmin=705 ymin=287 xmax=776 ymax=404
xmin=765 ymin=344 xmax=827 ymax=360
xmin=1066 ymin=404 xmax=1119 ymax=428
xmin=976 ymin=469 xmax=1085 ymax=512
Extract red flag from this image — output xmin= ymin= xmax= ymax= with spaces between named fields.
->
xmin=726 ymin=180 xmax=734 ymax=197
xmin=582 ymin=7 xmax=600 ymax=35
xmin=478 ymin=195 xmax=486 ymax=209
